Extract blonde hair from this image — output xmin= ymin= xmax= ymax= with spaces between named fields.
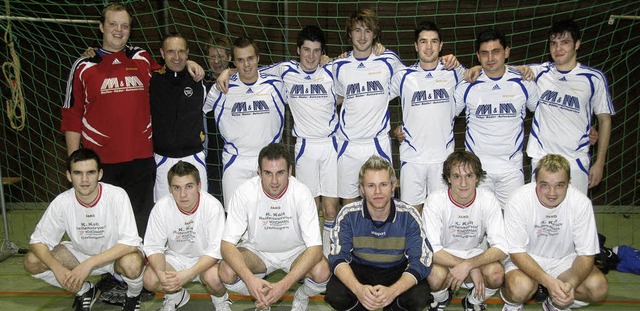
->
xmin=358 ymin=155 xmax=396 ymax=186
xmin=535 ymin=154 xmax=571 ymax=181
xmin=100 ymin=3 xmax=132 ymax=25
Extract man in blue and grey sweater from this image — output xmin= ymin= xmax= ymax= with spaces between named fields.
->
xmin=325 ymin=155 xmax=434 ymax=311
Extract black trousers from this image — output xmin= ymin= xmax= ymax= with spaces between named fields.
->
xmin=324 ymin=262 xmax=432 ymax=311
xmin=101 ymin=157 xmax=156 ymax=238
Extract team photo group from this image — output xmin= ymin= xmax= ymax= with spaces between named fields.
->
xmin=22 ymin=2 xmax=614 ymax=311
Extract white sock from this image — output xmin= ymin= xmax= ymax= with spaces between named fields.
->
xmin=224 ymin=278 xmax=250 ymax=296
xmin=166 ymin=289 xmax=186 ymax=301
xmin=431 ymin=288 xmax=449 ymax=303
xmin=500 ymin=289 xmax=523 ymax=311
xmin=121 ymin=273 xmax=143 ymax=298
xmin=32 ymin=270 xmax=63 ymax=289
xmin=296 ymin=277 xmax=327 ymax=299
xmin=322 ymin=221 xmax=334 ymax=257
xmin=211 ymin=292 xmax=229 ymax=303
xmin=570 ymin=300 xmax=589 ymax=308
xmin=77 ymin=282 xmax=92 ymax=295
xmin=468 ymin=287 xmax=498 ymax=304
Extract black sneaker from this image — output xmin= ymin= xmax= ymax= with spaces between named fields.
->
xmin=461 ymin=296 xmax=487 ymax=311
xmin=140 ymin=287 xmax=155 ymax=301
xmin=97 ymin=273 xmax=128 ymax=305
xmin=122 ymin=294 xmax=141 ymax=311
xmin=533 ymin=285 xmax=549 ymax=303
xmin=428 ymin=288 xmax=452 ymax=311
xmin=73 ymin=282 xmax=100 ymax=311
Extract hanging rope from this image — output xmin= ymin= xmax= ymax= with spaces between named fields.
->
xmin=2 ymin=0 xmax=26 ymax=131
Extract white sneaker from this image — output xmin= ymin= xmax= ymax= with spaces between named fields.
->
xmin=542 ymin=297 xmax=571 ymax=311
xmin=159 ymin=289 xmax=190 ymax=311
xmin=291 ymin=287 xmax=309 ymax=311
xmin=213 ymin=297 xmax=233 ymax=311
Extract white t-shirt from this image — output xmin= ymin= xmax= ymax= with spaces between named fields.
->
xmin=423 ymin=187 xmax=508 ymax=255
xmin=204 ymin=72 xmax=286 ymax=156
xmin=454 ymin=67 xmax=539 ymax=173
xmin=332 ymin=50 xmax=405 ymax=141
xmin=143 ymin=191 xmax=225 ymax=260
xmin=390 ymin=62 xmax=465 ymax=163
xmin=504 ymin=182 xmax=599 ymax=259
xmin=30 ymin=183 xmax=141 ymax=255
xmin=260 ymin=61 xmax=338 ymax=139
xmin=527 ymin=62 xmax=615 ymax=160
xmin=222 ymin=176 xmax=321 ymax=253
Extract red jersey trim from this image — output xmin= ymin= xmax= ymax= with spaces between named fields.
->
xmin=177 ymin=192 xmax=201 ymax=215
xmin=447 ymin=188 xmax=475 ymax=208
xmin=76 ymin=183 xmax=103 ymax=208
xmin=262 ymin=181 xmax=289 ymax=200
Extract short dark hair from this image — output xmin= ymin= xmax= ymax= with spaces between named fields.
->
xmin=167 ymin=161 xmax=200 ymax=186
xmin=232 ymin=36 xmax=260 ymax=60
xmin=66 ymin=148 xmax=102 ymax=172
xmin=475 ymin=29 xmax=508 ymax=52
xmin=297 ymin=25 xmax=327 ymax=54
xmin=100 ymin=3 xmax=132 ymax=25
xmin=208 ymin=35 xmax=231 ymax=53
xmin=415 ymin=20 xmax=442 ymax=43
xmin=161 ymin=32 xmax=189 ymax=50
xmin=346 ymin=8 xmax=381 ymax=44
xmin=258 ymin=144 xmax=292 ymax=171
xmin=442 ymin=151 xmax=486 ymax=187
xmin=549 ymin=19 xmax=581 ymax=43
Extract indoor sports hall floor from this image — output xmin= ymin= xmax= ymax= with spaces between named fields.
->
xmin=1 ymin=207 xmax=639 ymax=310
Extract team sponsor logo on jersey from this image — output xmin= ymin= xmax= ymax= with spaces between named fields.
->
xmin=112 ymin=58 xmax=121 ymax=65
xmin=246 ymin=88 xmax=254 ymax=94
xmin=345 ymin=81 xmax=384 ymax=98
xmin=559 ymin=76 xmax=567 ymax=81
xmin=357 ymin=62 xmax=366 ymax=69
xmin=260 ymin=211 xmax=292 ymax=231
xmin=184 ymin=87 xmax=193 ymax=97
xmin=492 ymin=84 xmax=501 ymax=90
xmin=539 ymin=90 xmax=580 ymax=113
xmin=289 ymin=83 xmax=328 ymax=99
xmin=230 ymin=100 xmax=270 ymax=116
xmin=77 ymin=221 xmax=106 ymax=240
xmin=100 ymin=76 xmax=145 ymax=94
xmin=425 ymin=72 xmax=433 ymax=79
xmin=410 ymin=88 xmax=450 ymax=106
xmin=304 ymin=75 xmax=311 ymax=80
xmin=475 ymin=103 xmax=517 ymax=118
xmin=448 ymin=218 xmax=479 ymax=239
xmin=534 ymin=214 xmax=562 ymax=237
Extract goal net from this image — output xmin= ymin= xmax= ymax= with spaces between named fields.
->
xmin=0 ymin=1 xmax=638 ymax=251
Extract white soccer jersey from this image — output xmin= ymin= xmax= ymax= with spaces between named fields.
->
xmin=30 ymin=183 xmax=141 ymax=255
xmin=260 ymin=61 xmax=339 ymax=139
xmin=143 ymin=192 xmax=225 ymax=260
xmin=204 ymin=72 xmax=286 ymax=157
xmin=423 ymin=187 xmax=508 ymax=255
xmin=390 ymin=62 xmax=465 ymax=163
xmin=527 ymin=62 xmax=615 ymax=160
xmin=454 ymin=68 xmax=539 ymax=173
xmin=222 ymin=176 xmax=321 ymax=253
xmin=504 ymin=182 xmax=599 ymax=259
xmin=332 ymin=50 xmax=405 ymax=141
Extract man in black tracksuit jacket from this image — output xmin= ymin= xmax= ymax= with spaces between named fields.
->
xmin=150 ymin=33 xmax=209 ymax=202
